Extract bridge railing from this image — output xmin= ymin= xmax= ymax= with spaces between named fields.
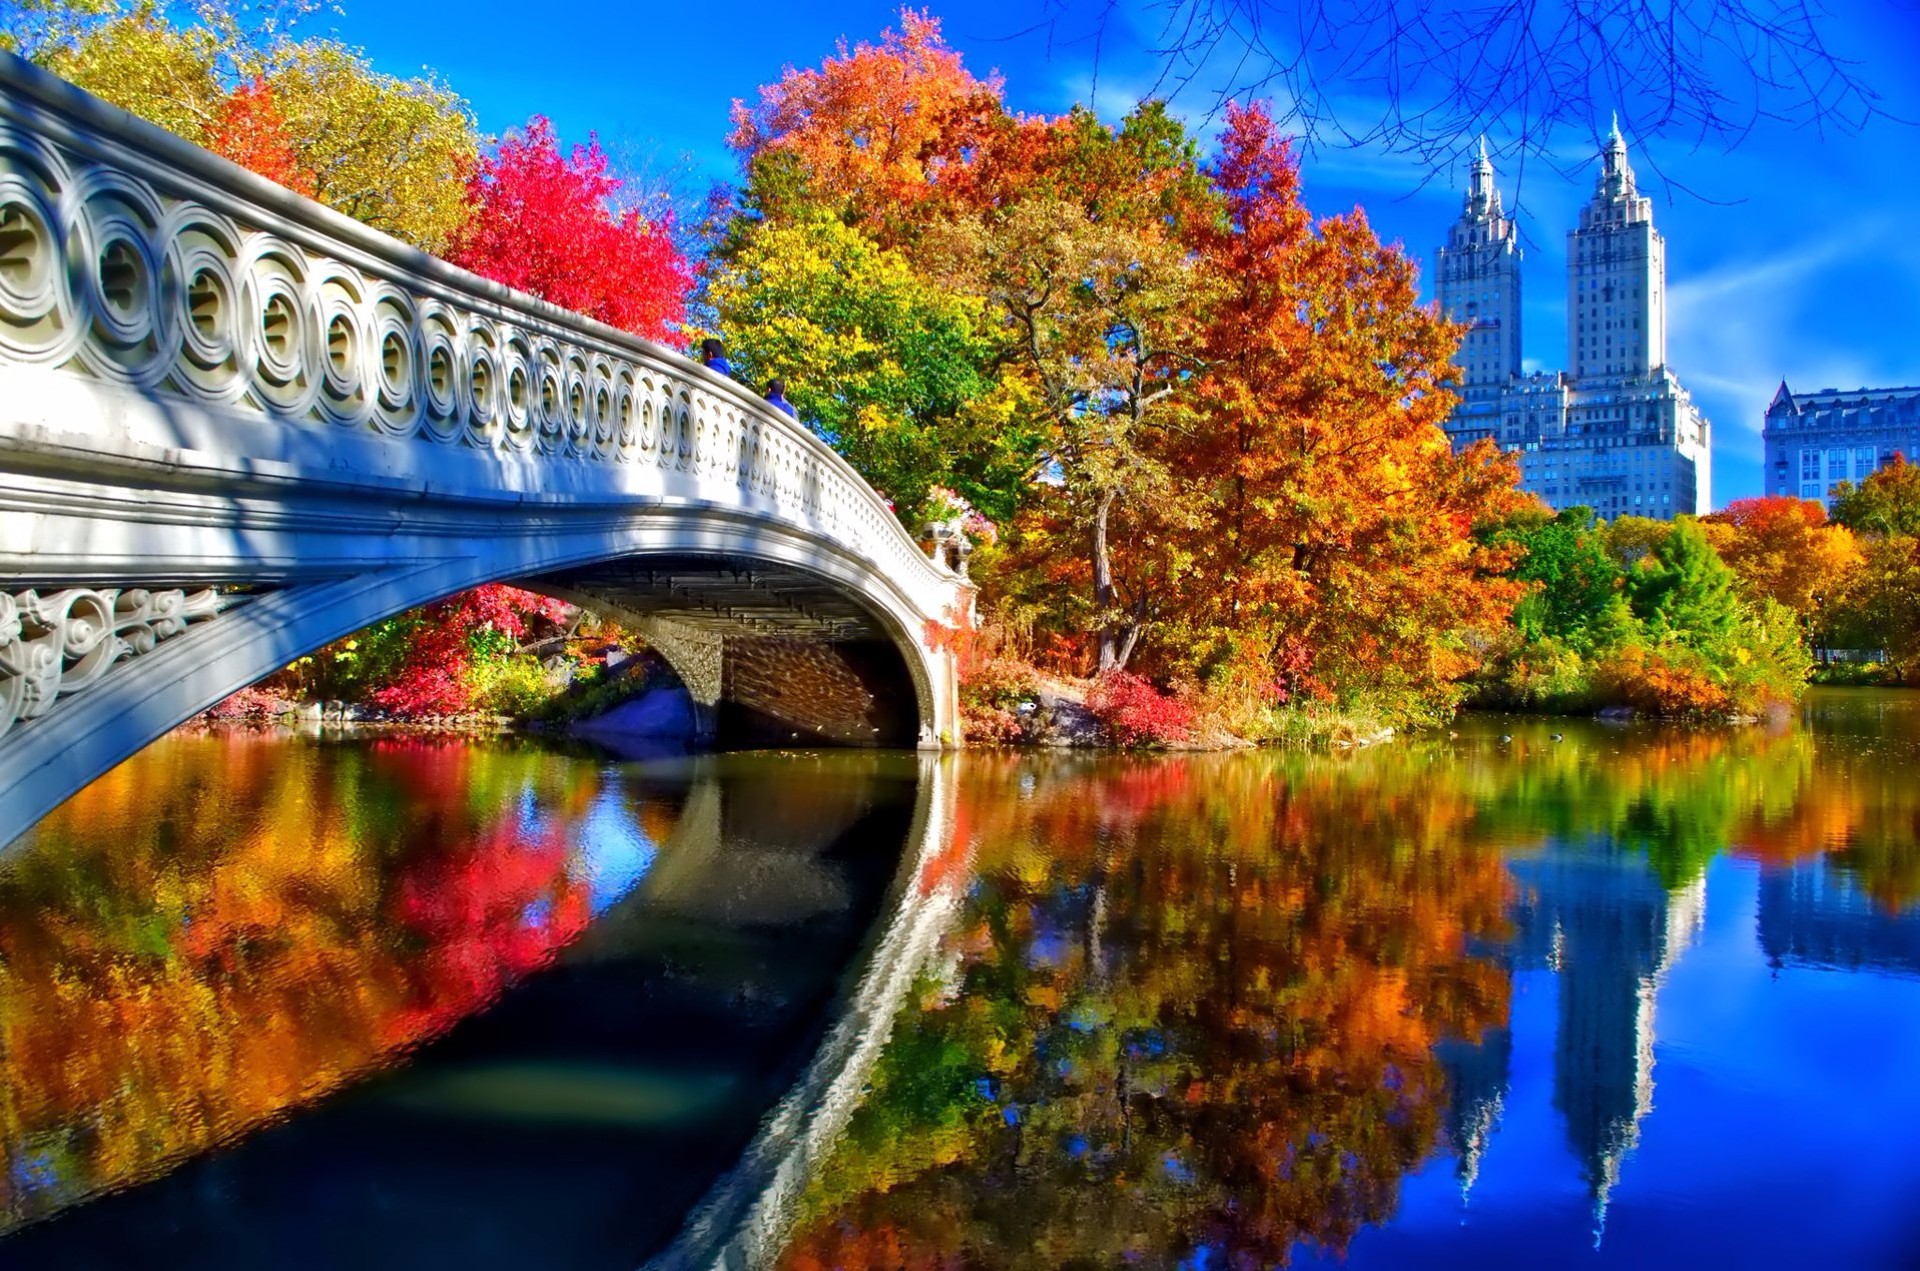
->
xmin=0 ymin=51 xmax=966 ymax=614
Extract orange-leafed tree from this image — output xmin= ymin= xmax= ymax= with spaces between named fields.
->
xmin=728 ymin=9 xmax=1006 ymax=239
xmin=203 ymin=77 xmax=316 ymax=197
xmin=1700 ymin=495 xmax=1862 ymax=632
xmin=449 ymin=116 xmax=691 ymax=341
xmin=1152 ymin=103 xmax=1526 ymax=718
xmin=943 ymin=102 xmax=1222 ymax=673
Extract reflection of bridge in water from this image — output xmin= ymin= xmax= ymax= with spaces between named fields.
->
xmin=0 ymin=745 xmax=967 ymax=1267
xmin=0 ymin=52 xmax=972 ymax=852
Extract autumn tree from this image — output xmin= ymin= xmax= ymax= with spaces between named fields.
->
xmin=964 ymin=196 xmax=1214 ymax=670
xmin=202 ymin=76 xmax=314 ymax=195
xmin=706 ymin=210 xmax=1034 ymax=517
xmin=1699 ymin=496 xmax=1862 ymax=639
xmin=21 ymin=2 xmax=225 ymax=140
xmin=343 ymin=585 xmax=570 ymax=718
xmin=19 ymin=6 xmax=482 ymax=252
xmin=257 ymin=40 xmax=479 ymax=253
xmin=727 ymin=8 xmax=1005 ymax=241
xmin=1828 ymin=534 xmax=1920 ymax=682
xmin=943 ymin=104 xmax=1221 ymax=672
xmin=449 ymin=116 xmax=690 ymax=341
xmin=1149 ymin=103 xmax=1525 ymax=716
xmin=1831 ymin=454 xmax=1920 ymax=538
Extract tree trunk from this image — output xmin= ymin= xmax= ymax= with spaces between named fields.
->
xmin=1093 ymin=488 xmax=1119 ymax=671
xmin=1113 ymin=590 xmax=1148 ymax=671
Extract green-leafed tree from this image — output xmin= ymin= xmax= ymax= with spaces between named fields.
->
xmin=1503 ymin=507 xmax=1627 ymax=649
xmin=1622 ymin=518 xmax=1741 ymax=647
xmin=705 ymin=210 xmax=1034 ymax=520
xmin=1831 ymin=454 xmax=1920 ymax=538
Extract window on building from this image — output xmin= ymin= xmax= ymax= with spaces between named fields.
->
xmin=1855 ymin=447 xmax=1877 ymax=478
xmin=1828 ymin=449 xmax=1850 ymax=482
xmin=1800 ymin=451 xmax=1820 ymax=482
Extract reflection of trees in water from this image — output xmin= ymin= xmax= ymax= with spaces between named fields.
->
xmin=1419 ymin=715 xmax=1920 ymax=904
xmin=778 ymin=754 xmax=1515 ymax=1269
xmin=774 ymin=711 xmax=1920 ymax=1266
xmin=0 ymin=734 xmax=641 ymax=1233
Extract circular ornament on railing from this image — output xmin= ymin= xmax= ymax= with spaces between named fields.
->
xmin=314 ymin=268 xmax=371 ymax=428
xmin=418 ymin=304 xmax=463 ymax=443
xmin=0 ymin=171 xmax=74 ymax=364
xmin=530 ymin=341 xmax=565 ymax=452
xmin=672 ymin=399 xmax=693 ymax=470
xmin=165 ymin=209 xmax=246 ymax=404
xmin=611 ymin=369 xmax=638 ymax=457
xmin=587 ymin=355 xmax=617 ymax=455
xmin=367 ymin=289 xmax=421 ymax=434
xmin=463 ymin=317 xmax=501 ymax=448
xmin=500 ymin=332 xmax=535 ymax=449
xmin=241 ymin=241 xmax=320 ymax=417
xmin=69 ymin=174 xmax=172 ymax=387
xmin=638 ymin=376 xmax=665 ymax=454
xmin=563 ymin=351 xmax=591 ymax=453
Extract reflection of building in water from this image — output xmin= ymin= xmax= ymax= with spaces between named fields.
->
xmin=1758 ymin=864 xmax=1920 ymax=977
xmin=1436 ymin=1025 xmax=1511 ymax=1199
xmin=1438 ymin=843 xmax=1704 ymax=1235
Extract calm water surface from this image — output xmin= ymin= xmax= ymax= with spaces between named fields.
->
xmin=3 ymin=689 xmax=1919 ymax=1268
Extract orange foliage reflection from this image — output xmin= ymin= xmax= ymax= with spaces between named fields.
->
xmin=0 ymin=733 xmax=628 ymax=1232
xmin=779 ymin=752 xmax=1515 ymax=1269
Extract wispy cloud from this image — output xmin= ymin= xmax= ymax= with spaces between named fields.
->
xmin=1662 ymin=218 xmax=1909 ymax=500
xmin=1668 ymin=234 xmax=1872 ymax=316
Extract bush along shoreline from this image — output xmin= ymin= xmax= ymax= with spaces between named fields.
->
xmin=197 ymin=586 xmax=684 ymax=735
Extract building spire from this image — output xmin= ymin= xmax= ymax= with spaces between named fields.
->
xmin=1465 ymin=135 xmax=1501 ymax=219
xmin=1598 ymin=113 xmax=1635 ymax=198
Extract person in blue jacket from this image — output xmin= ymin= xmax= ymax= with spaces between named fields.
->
xmin=699 ymin=338 xmax=733 ymax=378
xmin=764 ymin=378 xmax=798 ymax=419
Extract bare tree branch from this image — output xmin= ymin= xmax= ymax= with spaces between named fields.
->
xmin=1023 ymin=0 xmax=1908 ymax=192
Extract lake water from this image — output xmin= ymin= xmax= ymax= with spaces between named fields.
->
xmin=2 ymin=689 xmax=1917 ymax=1268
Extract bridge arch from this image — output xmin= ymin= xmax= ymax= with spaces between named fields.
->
xmin=0 ymin=53 xmax=974 ymax=851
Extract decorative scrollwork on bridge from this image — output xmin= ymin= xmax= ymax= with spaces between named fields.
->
xmin=0 ymin=59 xmax=957 ymax=600
xmin=0 ymin=587 xmax=234 ymax=739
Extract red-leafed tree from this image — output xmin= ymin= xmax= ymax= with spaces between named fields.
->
xmin=203 ymin=77 xmax=316 ymax=198
xmin=448 ymin=116 xmax=691 ymax=340
xmin=366 ymin=585 xmax=569 ymax=717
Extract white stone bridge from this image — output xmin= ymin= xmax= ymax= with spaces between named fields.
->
xmin=0 ymin=53 xmax=974 ymax=850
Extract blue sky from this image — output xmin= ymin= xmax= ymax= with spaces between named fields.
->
xmin=322 ymin=1 xmax=1920 ymax=506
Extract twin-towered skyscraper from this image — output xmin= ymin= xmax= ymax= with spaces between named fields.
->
xmin=1436 ymin=123 xmax=1711 ymax=518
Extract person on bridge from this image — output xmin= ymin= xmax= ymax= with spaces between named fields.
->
xmin=764 ymin=379 xmax=798 ymax=419
xmin=699 ymin=338 xmax=734 ymax=378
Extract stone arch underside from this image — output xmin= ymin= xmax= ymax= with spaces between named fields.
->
xmin=527 ymin=557 xmax=928 ymax=750
xmin=0 ymin=523 xmax=952 ymax=855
